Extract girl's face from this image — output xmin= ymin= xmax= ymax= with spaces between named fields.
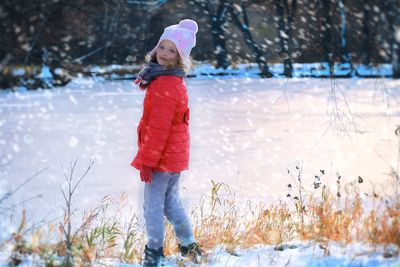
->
xmin=156 ymin=40 xmax=179 ymax=67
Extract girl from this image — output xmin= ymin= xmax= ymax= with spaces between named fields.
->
xmin=131 ymin=19 xmax=202 ymax=267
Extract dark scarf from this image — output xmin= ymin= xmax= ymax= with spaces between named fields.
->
xmin=136 ymin=62 xmax=186 ymax=88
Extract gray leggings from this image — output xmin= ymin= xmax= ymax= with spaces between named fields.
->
xmin=143 ymin=171 xmax=195 ymax=249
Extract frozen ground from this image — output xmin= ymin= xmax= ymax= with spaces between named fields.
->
xmin=1 ymin=241 xmax=399 ymax=266
xmin=0 ymin=76 xmax=400 ymax=265
xmin=1 ymin=77 xmax=400 ymax=221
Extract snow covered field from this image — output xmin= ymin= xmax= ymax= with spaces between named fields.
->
xmin=1 ymin=77 xmax=400 ymax=266
xmin=1 ymin=240 xmax=399 ymax=266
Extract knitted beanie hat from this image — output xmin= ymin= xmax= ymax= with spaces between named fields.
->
xmin=150 ymin=19 xmax=198 ymax=65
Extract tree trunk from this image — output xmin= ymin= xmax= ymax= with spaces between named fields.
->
xmin=382 ymin=0 xmax=400 ymax=77
xmin=320 ymin=0 xmax=333 ymax=75
xmin=228 ymin=3 xmax=272 ymax=77
xmin=192 ymin=0 xmax=230 ymax=69
xmin=338 ymin=0 xmax=351 ymax=64
xmin=361 ymin=0 xmax=371 ymax=65
xmin=274 ymin=0 xmax=296 ymax=77
xmin=284 ymin=0 xmax=297 ymax=76
xmin=210 ymin=14 xmax=230 ymax=69
xmin=101 ymin=3 xmax=110 ymax=64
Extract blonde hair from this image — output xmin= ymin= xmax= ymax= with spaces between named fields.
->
xmin=145 ymin=52 xmax=195 ymax=73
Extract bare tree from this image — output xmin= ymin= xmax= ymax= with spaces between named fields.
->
xmin=360 ymin=0 xmax=372 ymax=66
xmin=191 ymin=0 xmax=230 ymax=69
xmin=273 ymin=0 xmax=297 ymax=77
xmin=227 ymin=1 xmax=273 ymax=77
xmin=338 ymin=0 xmax=351 ymax=66
xmin=319 ymin=0 xmax=334 ymax=75
xmin=314 ymin=0 xmax=352 ymax=76
xmin=382 ymin=0 xmax=400 ymax=78
xmin=60 ymin=158 xmax=95 ymax=266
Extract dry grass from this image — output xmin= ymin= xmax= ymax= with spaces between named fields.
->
xmin=299 ymin=185 xmax=363 ymax=243
xmin=364 ymin=202 xmax=400 ymax=246
xmin=2 ymin=175 xmax=399 ymax=266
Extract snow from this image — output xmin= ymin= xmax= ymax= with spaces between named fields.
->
xmin=1 ymin=72 xmax=400 ymax=266
xmin=2 ymin=241 xmax=399 ymax=266
xmin=11 ymin=68 xmax=25 ymax=77
xmin=190 ymin=62 xmax=394 ymax=78
xmin=39 ymin=65 xmax=52 ymax=80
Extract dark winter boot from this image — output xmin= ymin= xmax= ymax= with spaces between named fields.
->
xmin=178 ymin=242 xmax=202 ymax=263
xmin=143 ymin=245 xmax=164 ymax=267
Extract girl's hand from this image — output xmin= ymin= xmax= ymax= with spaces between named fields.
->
xmin=140 ymin=165 xmax=153 ymax=183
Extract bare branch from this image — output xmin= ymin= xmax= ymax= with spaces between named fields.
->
xmin=71 ymin=158 xmax=95 ymax=195
xmin=325 ymin=78 xmax=359 ymax=137
xmin=70 ymin=158 xmax=78 ymax=183
xmin=0 ymin=194 xmax=43 ymax=216
xmin=61 ymin=188 xmax=68 ymax=206
xmin=0 ymin=163 xmax=58 ymax=205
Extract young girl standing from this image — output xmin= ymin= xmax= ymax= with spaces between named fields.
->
xmin=131 ymin=19 xmax=202 ymax=267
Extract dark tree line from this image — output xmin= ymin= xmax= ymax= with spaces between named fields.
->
xmin=0 ymin=0 xmax=153 ymax=69
xmin=1 ymin=0 xmax=400 ymax=82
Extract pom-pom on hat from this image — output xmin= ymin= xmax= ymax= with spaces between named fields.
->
xmin=150 ymin=19 xmax=198 ymax=65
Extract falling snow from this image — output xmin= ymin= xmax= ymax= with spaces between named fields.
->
xmin=1 ymin=70 xmax=400 ymax=265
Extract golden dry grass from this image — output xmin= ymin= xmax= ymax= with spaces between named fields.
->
xmin=2 ymin=177 xmax=399 ymax=266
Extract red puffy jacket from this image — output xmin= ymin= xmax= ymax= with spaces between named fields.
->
xmin=131 ymin=76 xmax=190 ymax=173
